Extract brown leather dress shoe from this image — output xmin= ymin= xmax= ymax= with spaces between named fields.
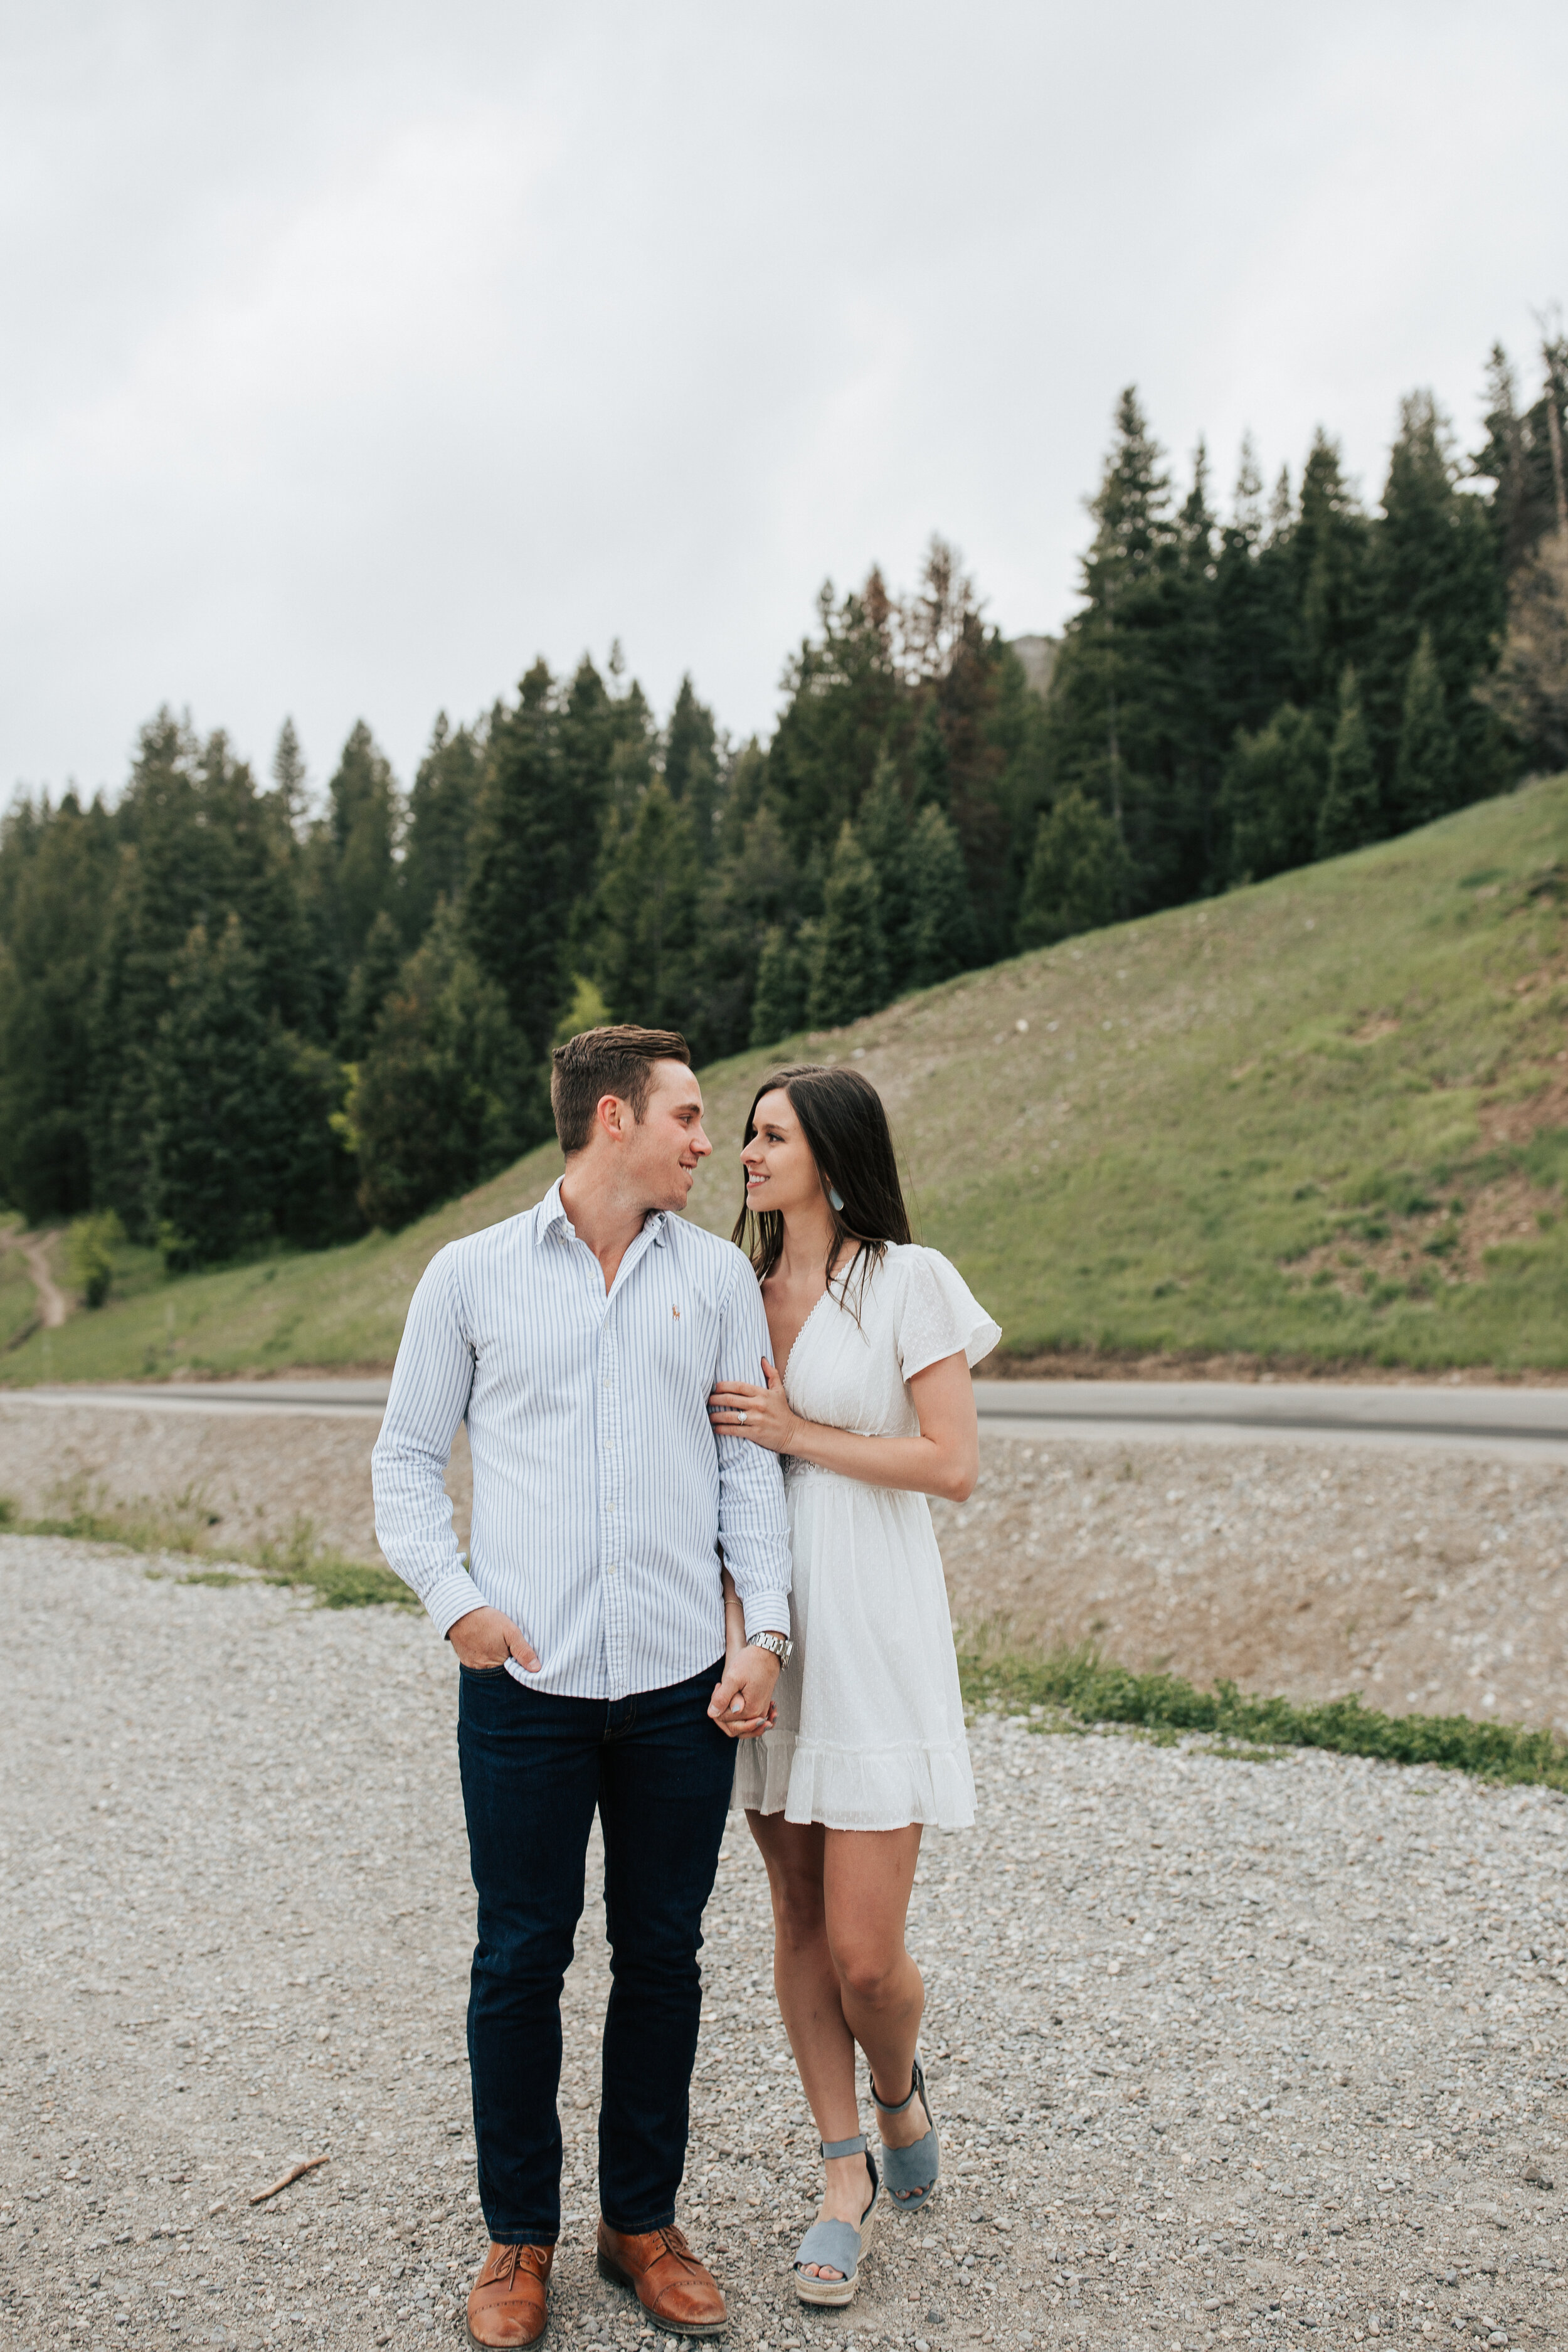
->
xmin=596 ymin=2220 xmax=727 ymax=2336
xmin=467 ymin=2241 xmax=554 ymax=2348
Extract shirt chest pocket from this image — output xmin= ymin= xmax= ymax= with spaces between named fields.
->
xmin=649 ymin=1294 xmax=721 ymax=1392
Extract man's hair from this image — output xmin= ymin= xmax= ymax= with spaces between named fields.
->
xmin=551 ymin=1025 xmax=693 ymax=1155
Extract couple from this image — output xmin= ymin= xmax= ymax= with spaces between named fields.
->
xmin=373 ymin=1024 xmax=999 ymax=2347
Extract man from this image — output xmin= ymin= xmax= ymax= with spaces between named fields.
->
xmin=373 ymin=1025 xmax=791 ymax=2348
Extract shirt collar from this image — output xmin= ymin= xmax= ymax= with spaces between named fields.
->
xmin=535 ymin=1175 xmax=571 ymax=1246
xmin=534 ymin=1175 xmax=671 ymax=1248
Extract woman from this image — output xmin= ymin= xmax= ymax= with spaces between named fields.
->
xmin=706 ymin=1064 xmax=1000 ymax=2309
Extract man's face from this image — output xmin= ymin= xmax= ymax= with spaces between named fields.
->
xmin=618 ymin=1061 xmax=712 ymax=1210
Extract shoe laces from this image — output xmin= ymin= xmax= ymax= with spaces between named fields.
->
xmin=488 ymin=2244 xmax=546 ymax=2287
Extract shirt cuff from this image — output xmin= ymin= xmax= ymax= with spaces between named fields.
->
xmin=422 ymin=1563 xmax=489 ymax=1640
xmin=741 ymin=1588 xmax=792 ymax=1645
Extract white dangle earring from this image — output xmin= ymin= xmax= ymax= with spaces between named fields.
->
xmin=827 ymin=1182 xmax=845 ymax=1213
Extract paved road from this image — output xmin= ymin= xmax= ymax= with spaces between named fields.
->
xmin=7 ymin=1372 xmax=1568 ymax=1456
xmin=7 ymin=1377 xmax=391 ymax=1418
xmin=973 ymin=1375 xmax=1568 ymax=1458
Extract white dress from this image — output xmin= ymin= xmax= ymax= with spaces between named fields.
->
xmin=731 ymin=1244 xmax=1001 ymax=1833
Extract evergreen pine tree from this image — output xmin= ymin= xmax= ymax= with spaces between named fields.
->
xmin=856 ymin=754 xmax=913 ymax=989
xmin=765 ymin=573 xmax=901 ymax=867
xmin=903 ymin=805 xmax=977 ymax=986
xmin=270 ymin=718 xmax=309 ymax=839
xmin=326 ymin=721 xmax=401 ymax=965
xmin=687 ymin=800 xmax=798 ymax=1062
xmin=350 ymin=906 xmax=531 ymax=1231
xmin=913 ymin=700 xmax=951 ymax=809
xmin=1213 ymin=439 xmax=1298 ymax=741
xmin=807 ymin=824 xmax=887 ymax=1027
xmin=1365 ymin=391 xmax=1506 ymax=791
xmin=464 ymin=662 xmax=577 ymax=1067
xmin=1221 ymin=704 xmax=1327 ymax=881
xmin=1389 ymin=628 xmax=1457 ymax=830
xmin=748 ymin=924 xmax=806 ymax=1049
xmin=1293 ymin=432 xmax=1374 ymax=716
xmin=401 ymin=714 xmax=482 ymax=946
xmin=1041 ymin=388 xmax=1197 ymax=909
xmin=1017 ymin=793 xmax=1132 ymax=947
xmin=90 ymin=711 xmax=318 ymax=1228
xmin=144 ymin=914 xmax=333 ymax=1264
xmin=339 ymin=908 xmax=408 ymax=1057
xmin=1315 ymin=667 xmax=1382 ymax=857
xmin=0 ymin=788 xmax=118 ymax=1219
xmin=593 ymin=781 xmax=701 ymax=1031
xmin=664 ymin=675 xmax=721 ymax=864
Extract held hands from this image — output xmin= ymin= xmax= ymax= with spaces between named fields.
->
xmin=448 ymin=1604 xmax=541 ymax=1675
xmin=707 ymin=1359 xmax=798 ymax=1455
xmin=707 ymin=1640 xmax=781 ymax=1741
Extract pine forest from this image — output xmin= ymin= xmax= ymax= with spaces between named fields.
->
xmin=4 ymin=337 xmax=1567 ymax=1266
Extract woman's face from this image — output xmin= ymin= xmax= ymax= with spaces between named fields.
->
xmin=741 ymin=1088 xmax=828 ymax=1220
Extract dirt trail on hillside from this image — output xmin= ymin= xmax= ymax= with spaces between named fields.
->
xmin=0 ymin=1397 xmax=1562 ymax=1732
xmin=0 ymin=1226 xmax=68 ymax=1332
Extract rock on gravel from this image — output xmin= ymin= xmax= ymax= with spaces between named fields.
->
xmin=3 ymin=1535 xmax=1567 ymax=2352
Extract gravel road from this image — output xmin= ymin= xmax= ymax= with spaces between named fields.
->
xmin=4 ymin=1537 xmax=1566 ymax=2352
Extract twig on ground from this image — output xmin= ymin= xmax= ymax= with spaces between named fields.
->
xmin=250 ymin=2156 xmax=329 ymax=2205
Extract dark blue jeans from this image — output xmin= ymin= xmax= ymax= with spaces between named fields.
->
xmin=457 ymin=1659 xmax=734 ymax=2245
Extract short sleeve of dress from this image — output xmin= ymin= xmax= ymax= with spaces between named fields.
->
xmin=896 ymin=1248 xmax=1003 ymax=1380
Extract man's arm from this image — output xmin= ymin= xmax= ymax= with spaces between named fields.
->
xmin=712 ymin=1257 xmax=792 ymax=1634
xmin=372 ymin=1250 xmax=536 ymax=1667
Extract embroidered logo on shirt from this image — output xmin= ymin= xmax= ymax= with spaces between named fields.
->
xmin=672 ymin=1306 xmax=681 ymax=1318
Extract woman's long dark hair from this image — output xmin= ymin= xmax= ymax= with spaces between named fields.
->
xmin=731 ymin=1063 xmax=914 ymax=1306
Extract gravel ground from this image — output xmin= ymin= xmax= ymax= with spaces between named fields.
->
xmin=4 ymin=1537 xmax=1567 ymax=2352
xmin=1 ymin=1405 xmax=1565 ymax=1725
xmin=931 ymin=1438 xmax=1568 ymax=1732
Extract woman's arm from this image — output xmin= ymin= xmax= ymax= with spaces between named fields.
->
xmin=707 ymin=1350 xmax=978 ymax=1503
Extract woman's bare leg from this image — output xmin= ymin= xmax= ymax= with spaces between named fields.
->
xmin=821 ymin=1823 xmax=927 ymax=2168
xmin=748 ymin=1812 xmax=926 ymax=2275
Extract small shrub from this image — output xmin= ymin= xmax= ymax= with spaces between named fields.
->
xmin=65 ymin=1210 xmax=125 ymax=1308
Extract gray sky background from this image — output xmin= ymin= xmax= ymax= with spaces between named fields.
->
xmin=3 ymin=1 xmax=1564 ymax=806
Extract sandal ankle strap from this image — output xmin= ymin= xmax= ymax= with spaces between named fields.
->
xmin=871 ymin=2056 xmax=925 ymax=2117
xmin=820 ymin=2133 xmax=867 ymax=2159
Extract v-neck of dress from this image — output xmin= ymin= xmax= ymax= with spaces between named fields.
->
xmin=780 ymin=1276 xmax=841 ymax=1387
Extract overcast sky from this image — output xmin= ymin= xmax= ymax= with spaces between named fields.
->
xmin=3 ymin=0 xmax=1564 ymax=807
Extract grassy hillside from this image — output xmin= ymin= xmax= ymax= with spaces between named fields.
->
xmin=7 ymin=774 xmax=1568 ymax=1385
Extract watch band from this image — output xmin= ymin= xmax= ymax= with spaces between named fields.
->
xmin=750 ymin=1631 xmax=793 ymax=1665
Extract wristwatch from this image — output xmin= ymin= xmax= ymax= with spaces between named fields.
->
xmin=749 ymin=1631 xmax=793 ymax=1666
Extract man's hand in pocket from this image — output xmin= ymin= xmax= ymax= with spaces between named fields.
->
xmin=448 ymin=1606 xmax=540 ymax=1673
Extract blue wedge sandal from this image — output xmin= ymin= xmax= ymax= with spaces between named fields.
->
xmin=793 ymin=2136 xmax=880 ymax=2308
xmin=872 ymin=2055 xmax=940 ymax=2209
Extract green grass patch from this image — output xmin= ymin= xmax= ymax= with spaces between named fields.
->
xmin=250 ymin=1517 xmax=415 ymax=1609
xmin=957 ymin=1642 xmax=1568 ymax=1790
xmin=0 ymin=1486 xmax=415 ymax=1610
xmin=2 ymin=775 xmax=1567 ymax=1382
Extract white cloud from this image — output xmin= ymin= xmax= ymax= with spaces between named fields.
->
xmin=0 ymin=0 xmax=1562 ymax=798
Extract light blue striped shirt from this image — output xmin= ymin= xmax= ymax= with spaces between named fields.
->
xmin=371 ymin=1177 xmax=792 ymax=1700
